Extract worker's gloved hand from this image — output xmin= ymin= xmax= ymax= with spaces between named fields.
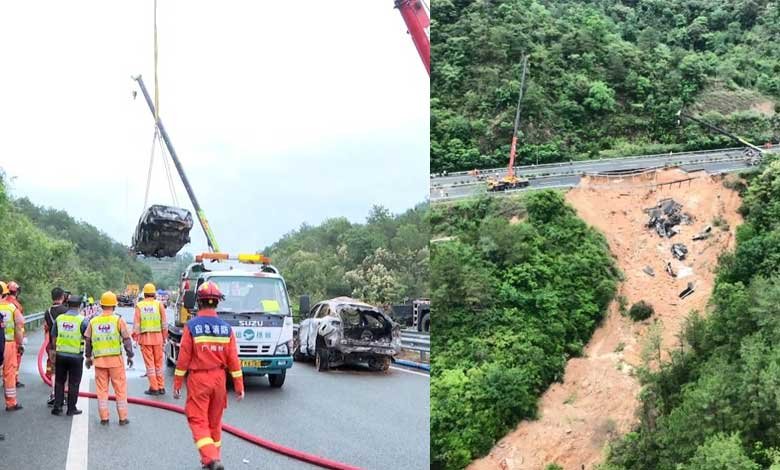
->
xmin=85 ymin=358 xmax=93 ymax=369
xmin=50 ymin=351 xmax=56 ymax=363
xmin=17 ymin=345 xmax=24 ymax=355
xmin=235 ymin=390 xmax=245 ymax=402
xmin=127 ymin=357 xmax=133 ymax=368
xmin=173 ymin=389 xmax=181 ymax=400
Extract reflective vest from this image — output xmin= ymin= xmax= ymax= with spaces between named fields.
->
xmin=90 ymin=315 xmax=122 ymax=357
xmin=0 ymin=301 xmax=17 ymax=342
xmin=56 ymin=312 xmax=85 ymax=354
xmin=137 ymin=299 xmax=162 ymax=333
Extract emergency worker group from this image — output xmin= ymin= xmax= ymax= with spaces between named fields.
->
xmin=0 ymin=280 xmax=244 ymax=470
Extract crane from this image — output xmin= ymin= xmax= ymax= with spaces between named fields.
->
xmin=395 ymin=0 xmax=430 ymax=75
xmin=487 ymin=56 xmax=531 ymax=191
xmin=132 ymin=74 xmax=220 ymax=253
xmin=676 ymin=110 xmax=763 ymax=166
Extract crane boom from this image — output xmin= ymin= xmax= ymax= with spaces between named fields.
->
xmin=677 ymin=110 xmax=763 ymax=153
xmin=507 ymin=56 xmax=529 ymax=178
xmin=132 ymin=74 xmax=220 ymax=253
xmin=395 ymin=0 xmax=430 ymax=75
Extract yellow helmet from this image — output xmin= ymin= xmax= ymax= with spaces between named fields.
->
xmin=0 ymin=281 xmax=7 ymax=295
xmin=100 ymin=291 xmax=118 ymax=307
xmin=143 ymin=283 xmax=156 ymax=295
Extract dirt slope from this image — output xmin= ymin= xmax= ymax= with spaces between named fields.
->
xmin=469 ymin=168 xmax=743 ymax=470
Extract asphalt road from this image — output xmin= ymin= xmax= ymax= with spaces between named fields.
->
xmin=430 ymin=147 xmax=771 ymax=201
xmin=3 ymin=307 xmax=430 ymax=470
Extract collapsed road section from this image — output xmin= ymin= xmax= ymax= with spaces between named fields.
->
xmin=469 ymin=168 xmax=743 ymax=470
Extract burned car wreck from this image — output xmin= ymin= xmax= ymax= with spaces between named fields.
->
xmin=294 ymin=297 xmax=401 ymax=372
xmin=131 ymin=204 xmax=193 ymax=258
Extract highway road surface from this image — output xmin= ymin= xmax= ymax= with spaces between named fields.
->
xmin=4 ymin=307 xmax=430 ymax=469
xmin=430 ymin=146 xmax=776 ymax=201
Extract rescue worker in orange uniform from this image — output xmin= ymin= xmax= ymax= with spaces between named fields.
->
xmin=174 ymin=282 xmax=244 ymax=470
xmin=133 ymin=283 xmax=168 ymax=395
xmin=0 ymin=310 xmax=4 ymax=439
xmin=84 ymin=291 xmax=134 ymax=425
xmin=0 ymin=281 xmax=24 ymax=411
xmin=6 ymin=281 xmax=24 ymax=388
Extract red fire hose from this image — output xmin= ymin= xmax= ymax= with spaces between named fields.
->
xmin=38 ymin=336 xmax=361 ymax=470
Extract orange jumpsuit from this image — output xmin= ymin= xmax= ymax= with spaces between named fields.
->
xmin=0 ymin=300 xmax=23 ymax=408
xmin=7 ymin=295 xmax=23 ymax=384
xmin=174 ymin=308 xmax=244 ymax=467
xmin=132 ymin=298 xmax=167 ymax=391
xmin=85 ymin=311 xmax=133 ymax=421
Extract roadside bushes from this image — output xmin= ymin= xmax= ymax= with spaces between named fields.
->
xmin=431 ymin=192 xmax=619 ymax=469
xmin=628 ymin=301 xmax=654 ymax=321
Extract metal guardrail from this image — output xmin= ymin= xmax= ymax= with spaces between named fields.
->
xmin=401 ymin=329 xmax=430 ymax=363
xmin=23 ymin=311 xmax=45 ymax=329
xmin=401 ymin=330 xmax=430 ymax=352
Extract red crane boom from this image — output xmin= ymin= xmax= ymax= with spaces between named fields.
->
xmin=395 ymin=0 xmax=430 ymax=75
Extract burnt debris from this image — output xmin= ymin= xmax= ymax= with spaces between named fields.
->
xmin=671 ymin=243 xmax=688 ymax=260
xmin=692 ymin=225 xmax=712 ymax=241
xmin=646 ymin=198 xmax=693 ymax=238
xmin=679 ymin=282 xmax=695 ymax=299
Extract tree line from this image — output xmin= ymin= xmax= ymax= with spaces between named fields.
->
xmin=432 ymin=0 xmax=780 ymax=173
xmin=0 ymin=173 xmax=152 ymax=313
xmin=430 ymin=191 xmax=619 ymax=469
xmin=262 ymin=203 xmax=429 ymax=312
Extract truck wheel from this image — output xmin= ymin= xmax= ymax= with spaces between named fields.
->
xmin=268 ymin=370 xmax=286 ymax=388
xmin=315 ymin=347 xmax=329 ymax=372
xmin=421 ymin=313 xmax=430 ymax=333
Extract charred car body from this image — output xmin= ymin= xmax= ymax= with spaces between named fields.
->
xmin=132 ymin=204 xmax=194 ymax=258
xmin=294 ymin=297 xmax=401 ymax=372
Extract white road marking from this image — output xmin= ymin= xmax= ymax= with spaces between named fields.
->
xmin=65 ymin=366 xmax=91 ymax=470
xmin=389 ymin=366 xmax=430 ymax=378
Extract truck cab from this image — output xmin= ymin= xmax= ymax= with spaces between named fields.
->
xmin=166 ymin=252 xmax=294 ymax=388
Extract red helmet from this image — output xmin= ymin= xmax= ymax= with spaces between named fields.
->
xmin=197 ymin=281 xmax=223 ymax=302
xmin=7 ymin=281 xmax=19 ymax=294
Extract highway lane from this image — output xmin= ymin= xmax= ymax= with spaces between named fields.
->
xmin=5 ymin=308 xmax=429 ymax=470
xmin=431 ymin=151 xmax=765 ymax=201
xmin=430 ymin=147 xmax=757 ymax=186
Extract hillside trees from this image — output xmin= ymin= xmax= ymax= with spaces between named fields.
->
xmin=430 ymin=192 xmax=619 ymax=468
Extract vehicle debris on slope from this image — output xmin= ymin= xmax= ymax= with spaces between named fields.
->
xmin=645 ymin=198 xmax=693 ymax=238
xmin=671 ymin=243 xmax=688 ymax=260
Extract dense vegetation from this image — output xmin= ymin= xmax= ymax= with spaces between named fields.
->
xmin=0 ymin=174 xmax=152 ymax=312
xmin=262 ymin=204 xmax=429 ymax=311
xmin=432 ymin=0 xmax=780 ymax=172
xmin=429 ymin=191 xmax=619 ymax=469
xmin=602 ymin=157 xmax=780 ymax=469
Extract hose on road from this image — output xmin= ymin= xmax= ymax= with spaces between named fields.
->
xmin=37 ymin=336 xmax=361 ymax=470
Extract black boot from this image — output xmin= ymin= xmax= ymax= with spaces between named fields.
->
xmin=51 ymin=408 xmax=63 ymax=416
xmin=15 ymin=381 xmax=25 ymax=388
xmin=143 ymin=389 xmax=158 ymax=395
xmin=119 ymin=418 xmax=130 ymax=425
xmin=66 ymin=408 xmax=83 ymax=416
xmin=157 ymin=388 xmax=166 ymax=395
xmin=6 ymin=404 xmax=23 ymax=412
xmin=100 ymin=419 xmax=109 ymax=425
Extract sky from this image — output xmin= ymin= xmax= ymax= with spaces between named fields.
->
xmin=0 ymin=0 xmax=429 ymax=254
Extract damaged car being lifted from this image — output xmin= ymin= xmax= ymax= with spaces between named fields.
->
xmin=294 ymin=297 xmax=401 ymax=372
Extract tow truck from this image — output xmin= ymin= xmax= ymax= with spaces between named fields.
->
xmin=166 ymin=252 xmax=295 ymax=388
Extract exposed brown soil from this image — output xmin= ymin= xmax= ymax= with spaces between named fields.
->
xmin=469 ymin=168 xmax=743 ymax=470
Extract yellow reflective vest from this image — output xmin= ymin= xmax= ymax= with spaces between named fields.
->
xmin=137 ymin=299 xmax=162 ymax=333
xmin=56 ymin=312 xmax=85 ymax=354
xmin=90 ymin=315 xmax=121 ymax=357
xmin=0 ymin=301 xmax=17 ymax=342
